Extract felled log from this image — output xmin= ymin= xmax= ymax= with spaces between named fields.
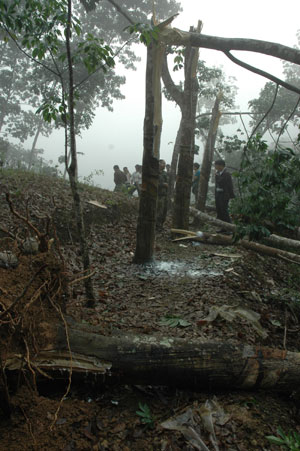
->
xmin=171 ymin=228 xmax=300 ymax=264
xmin=4 ymin=320 xmax=300 ymax=393
xmin=190 ymin=207 xmax=300 ymax=253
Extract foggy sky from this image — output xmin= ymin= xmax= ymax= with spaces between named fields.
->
xmin=38 ymin=0 xmax=300 ymax=190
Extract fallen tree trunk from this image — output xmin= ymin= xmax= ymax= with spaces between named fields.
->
xmin=172 ymin=228 xmax=300 ymax=264
xmin=4 ymin=320 xmax=300 ymax=392
xmin=190 ymin=207 xmax=300 ymax=253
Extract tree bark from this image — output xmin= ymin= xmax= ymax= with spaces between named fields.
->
xmin=172 ymin=23 xmax=201 ymax=230
xmin=134 ymin=40 xmax=164 ymax=263
xmin=196 ymin=94 xmax=222 ymax=211
xmin=5 ymin=322 xmax=300 ymax=392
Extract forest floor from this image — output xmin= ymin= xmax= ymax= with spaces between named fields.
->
xmin=0 ymin=171 xmax=300 ymax=450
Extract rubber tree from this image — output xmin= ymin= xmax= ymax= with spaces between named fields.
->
xmin=161 ymin=22 xmax=202 ymax=230
xmin=0 ymin=0 xmax=115 ymax=304
xmin=133 ymin=26 xmax=166 ymax=263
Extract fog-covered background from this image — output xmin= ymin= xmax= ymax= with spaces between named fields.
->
xmin=30 ymin=0 xmax=300 ymax=189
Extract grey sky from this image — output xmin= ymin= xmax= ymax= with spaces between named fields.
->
xmin=38 ymin=0 xmax=300 ymax=190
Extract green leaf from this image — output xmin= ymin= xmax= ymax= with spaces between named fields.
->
xmin=159 ymin=316 xmax=191 ymax=328
xmin=266 ymin=435 xmax=285 ymax=445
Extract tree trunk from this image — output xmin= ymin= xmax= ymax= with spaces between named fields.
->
xmin=172 ymin=24 xmax=201 ymax=230
xmin=161 ymin=50 xmax=184 ymax=209
xmin=189 ymin=207 xmax=300 ymax=253
xmin=65 ymin=0 xmax=95 ymax=303
xmin=134 ymin=40 xmax=164 ymax=263
xmin=5 ymin=321 xmax=300 ymax=392
xmin=173 ymin=228 xmax=300 ymax=264
xmin=28 ymin=121 xmax=42 ymax=170
xmin=0 ymin=56 xmax=17 ymax=133
xmin=168 ymin=121 xmax=182 ymax=207
xmin=196 ymin=94 xmax=222 ymax=211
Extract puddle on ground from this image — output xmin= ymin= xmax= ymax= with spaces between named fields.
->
xmin=137 ymin=260 xmax=223 ymax=279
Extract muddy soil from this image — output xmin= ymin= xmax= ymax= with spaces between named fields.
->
xmin=0 ymin=171 xmax=300 ymax=450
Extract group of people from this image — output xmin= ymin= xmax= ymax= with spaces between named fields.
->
xmin=113 ymin=160 xmax=170 ymax=228
xmin=113 ymin=164 xmax=142 ymax=196
xmin=113 ymin=157 xmax=235 ymax=231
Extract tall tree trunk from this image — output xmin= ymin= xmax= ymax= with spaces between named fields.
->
xmin=65 ymin=0 xmax=95 ymax=303
xmin=134 ymin=40 xmax=164 ymax=263
xmin=172 ymin=24 xmax=201 ymax=230
xmin=196 ymin=93 xmax=222 ymax=211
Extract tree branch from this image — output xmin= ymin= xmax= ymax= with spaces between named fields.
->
xmin=188 ymin=34 xmax=300 ymax=66
xmin=250 ymin=84 xmax=279 ymax=139
xmin=275 ymin=96 xmax=300 ymax=149
xmin=0 ymin=26 xmax=60 ymax=78
xmin=223 ymin=50 xmax=300 ymax=95
xmin=105 ymin=0 xmax=135 ymax=25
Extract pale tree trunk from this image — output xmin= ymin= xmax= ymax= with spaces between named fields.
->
xmin=161 ymin=50 xmax=184 ymax=208
xmin=196 ymin=93 xmax=222 ymax=211
xmin=134 ymin=39 xmax=164 ymax=263
xmin=168 ymin=121 xmax=182 ymax=207
xmin=0 ymin=56 xmax=17 ymax=133
xmin=65 ymin=0 xmax=95 ymax=304
xmin=28 ymin=121 xmax=42 ymax=170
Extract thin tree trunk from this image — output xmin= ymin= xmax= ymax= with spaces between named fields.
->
xmin=28 ymin=121 xmax=42 ymax=170
xmin=196 ymin=93 xmax=222 ymax=211
xmin=168 ymin=121 xmax=182 ymax=207
xmin=65 ymin=0 xmax=95 ymax=303
xmin=134 ymin=39 xmax=165 ymax=263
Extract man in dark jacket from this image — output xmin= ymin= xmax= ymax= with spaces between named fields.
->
xmin=214 ymin=159 xmax=235 ymax=229
xmin=113 ymin=165 xmax=127 ymax=192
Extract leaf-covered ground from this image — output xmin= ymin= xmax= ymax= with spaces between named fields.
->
xmin=0 ymin=171 xmax=300 ymax=450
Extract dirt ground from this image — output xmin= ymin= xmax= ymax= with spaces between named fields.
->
xmin=0 ymin=171 xmax=300 ymax=450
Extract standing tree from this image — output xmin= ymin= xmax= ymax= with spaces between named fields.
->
xmin=134 ymin=32 xmax=164 ymax=263
xmin=0 ymin=0 xmax=116 ymax=303
xmin=165 ymin=22 xmax=202 ymax=230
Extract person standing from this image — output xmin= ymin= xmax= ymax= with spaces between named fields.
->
xmin=192 ymin=162 xmax=201 ymax=203
xmin=123 ymin=167 xmax=131 ymax=184
xmin=113 ymin=165 xmax=127 ymax=192
xmin=130 ymin=164 xmax=142 ymax=196
xmin=214 ymin=159 xmax=235 ymax=230
xmin=156 ymin=159 xmax=169 ymax=229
